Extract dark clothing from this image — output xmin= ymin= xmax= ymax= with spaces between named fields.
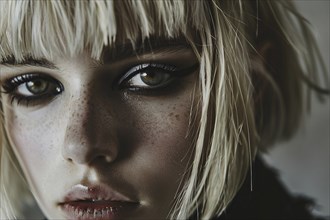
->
xmin=217 ymin=157 xmax=325 ymax=220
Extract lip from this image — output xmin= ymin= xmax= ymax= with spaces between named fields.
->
xmin=58 ymin=184 xmax=139 ymax=220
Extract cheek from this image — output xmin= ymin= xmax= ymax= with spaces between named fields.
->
xmin=138 ymin=102 xmax=190 ymax=163
xmin=3 ymin=102 xmax=65 ymax=195
xmin=123 ymin=93 xmax=194 ymax=204
xmin=8 ymin=114 xmax=49 ymax=166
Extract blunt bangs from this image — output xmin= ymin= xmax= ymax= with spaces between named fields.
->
xmin=0 ymin=0 xmax=210 ymax=63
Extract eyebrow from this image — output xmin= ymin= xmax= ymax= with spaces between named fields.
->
xmin=101 ymin=37 xmax=192 ymax=63
xmin=0 ymin=55 xmax=58 ymax=69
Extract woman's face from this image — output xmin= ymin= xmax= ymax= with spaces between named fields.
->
xmin=0 ymin=44 xmax=199 ymax=219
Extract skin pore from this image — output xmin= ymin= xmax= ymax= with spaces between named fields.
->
xmin=0 ymin=45 xmax=200 ymax=219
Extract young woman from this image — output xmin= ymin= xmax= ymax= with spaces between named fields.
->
xmin=0 ymin=0 xmax=328 ymax=219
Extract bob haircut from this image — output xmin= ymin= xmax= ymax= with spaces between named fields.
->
xmin=0 ymin=0 xmax=327 ymax=219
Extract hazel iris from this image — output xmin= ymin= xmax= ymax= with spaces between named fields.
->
xmin=140 ymin=72 xmax=170 ymax=86
xmin=26 ymin=79 xmax=49 ymax=94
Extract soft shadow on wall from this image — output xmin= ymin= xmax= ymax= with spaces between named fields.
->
xmin=263 ymin=0 xmax=330 ymax=217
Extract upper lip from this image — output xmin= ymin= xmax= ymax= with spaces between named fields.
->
xmin=59 ymin=183 xmax=136 ymax=204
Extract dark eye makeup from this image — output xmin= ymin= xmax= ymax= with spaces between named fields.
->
xmin=1 ymin=73 xmax=64 ymax=106
xmin=1 ymin=62 xmax=198 ymax=107
xmin=117 ymin=63 xmax=198 ymax=91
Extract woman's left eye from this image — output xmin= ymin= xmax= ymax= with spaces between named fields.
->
xmin=118 ymin=63 xmax=177 ymax=90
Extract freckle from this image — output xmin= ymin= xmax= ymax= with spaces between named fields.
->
xmin=175 ymin=114 xmax=180 ymax=121
xmin=169 ymin=112 xmax=174 ymax=117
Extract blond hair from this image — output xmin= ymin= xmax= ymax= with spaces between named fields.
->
xmin=0 ymin=0 xmax=328 ymax=219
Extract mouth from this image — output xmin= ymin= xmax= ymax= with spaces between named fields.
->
xmin=58 ymin=184 xmax=139 ymax=220
xmin=60 ymin=200 xmax=139 ymax=220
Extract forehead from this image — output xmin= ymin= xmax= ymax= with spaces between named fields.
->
xmin=0 ymin=0 xmax=204 ymax=63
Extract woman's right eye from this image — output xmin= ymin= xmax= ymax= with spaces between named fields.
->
xmin=1 ymin=73 xmax=64 ymax=106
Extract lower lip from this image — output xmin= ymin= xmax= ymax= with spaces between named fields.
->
xmin=60 ymin=201 xmax=139 ymax=220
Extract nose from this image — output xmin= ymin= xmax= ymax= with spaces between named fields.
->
xmin=61 ymin=90 xmax=119 ymax=165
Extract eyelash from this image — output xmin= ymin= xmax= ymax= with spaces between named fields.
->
xmin=1 ymin=63 xmax=197 ymax=106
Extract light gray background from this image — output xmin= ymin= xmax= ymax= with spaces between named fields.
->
xmin=22 ymin=0 xmax=330 ymax=219
xmin=263 ymin=0 xmax=330 ymax=217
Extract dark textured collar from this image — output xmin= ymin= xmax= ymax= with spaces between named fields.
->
xmin=217 ymin=156 xmax=323 ymax=220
